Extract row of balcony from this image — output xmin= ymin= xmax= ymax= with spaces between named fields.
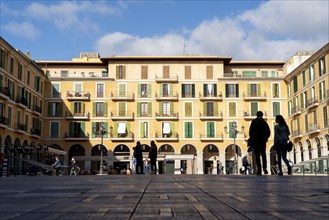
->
xmin=64 ymin=131 xmax=226 ymax=142
xmin=55 ymin=91 xmax=270 ymax=101
xmin=60 ymin=111 xmax=267 ymax=121
xmin=291 ymin=122 xmax=328 ymax=139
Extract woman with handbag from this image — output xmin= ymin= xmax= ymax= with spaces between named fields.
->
xmin=274 ymin=115 xmax=292 ymax=176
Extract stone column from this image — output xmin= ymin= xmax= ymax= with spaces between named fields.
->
xmin=219 ymin=153 xmax=225 ymax=174
xmin=84 ymin=152 xmax=91 ymax=172
xmin=295 ymin=149 xmax=301 ymax=164
xmin=197 ymin=152 xmax=204 ymax=174
xmin=174 ymin=159 xmax=181 ymax=174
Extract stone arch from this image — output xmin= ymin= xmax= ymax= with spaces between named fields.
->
xmin=225 ymin=144 xmax=242 ymax=175
xmin=180 ymin=144 xmax=197 ymax=155
xmin=4 ymin=135 xmax=12 ymax=155
xmin=69 ymin=144 xmax=85 ymax=170
xmin=315 ymin=137 xmax=321 ymax=158
xmin=159 ymin=144 xmax=175 ymax=154
xmin=91 ymin=144 xmax=108 ymax=156
xmin=203 ymin=144 xmax=219 ymax=174
xmin=113 ymin=144 xmax=130 ymax=156
xmin=306 ymin=139 xmax=312 ymax=160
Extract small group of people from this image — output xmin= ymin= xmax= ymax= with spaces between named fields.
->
xmin=51 ymin=156 xmax=80 ymax=176
xmin=133 ymin=140 xmax=157 ymax=174
xmin=249 ymin=111 xmax=292 ymax=176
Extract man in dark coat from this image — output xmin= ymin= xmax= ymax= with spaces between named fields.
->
xmin=148 ymin=141 xmax=158 ymax=174
xmin=249 ymin=111 xmax=271 ymax=175
xmin=134 ymin=141 xmax=144 ymax=174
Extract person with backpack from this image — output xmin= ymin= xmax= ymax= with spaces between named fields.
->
xmin=52 ymin=156 xmax=62 ymax=176
xmin=242 ymin=155 xmax=250 ymax=175
xmin=274 ymin=115 xmax=292 ymax=176
xmin=148 ymin=140 xmax=158 ymax=174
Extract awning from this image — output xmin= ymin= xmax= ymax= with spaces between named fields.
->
xmin=165 ymin=154 xmax=195 ymax=160
xmin=163 ymin=122 xmax=170 ymax=134
xmin=118 ymin=122 xmax=126 ymax=134
xmin=48 ymin=147 xmax=67 ymax=155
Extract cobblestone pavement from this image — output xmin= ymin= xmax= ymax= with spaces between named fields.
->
xmin=0 ymin=175 xmax=328 ymax=220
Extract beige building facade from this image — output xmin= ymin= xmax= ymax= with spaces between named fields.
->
xmin=1 ymin=36 xmax=328 ymax=175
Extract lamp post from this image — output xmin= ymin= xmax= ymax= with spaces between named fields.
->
xmin=98 ymin=121 xmax=105 ymax=175
xmin=224 ymin=122 xmax=245 ymax=174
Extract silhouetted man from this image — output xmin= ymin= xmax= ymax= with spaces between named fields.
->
xmin=249 ymin=111 xmax=271 ymax=175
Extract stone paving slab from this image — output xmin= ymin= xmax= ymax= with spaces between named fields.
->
xmin=0 ymin=175 xmax=328 ymax=219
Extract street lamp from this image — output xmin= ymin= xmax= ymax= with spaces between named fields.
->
xmin=98 ymin=121 xmax=105 ymax=175
xmin=224 ymin=122 xmax=245 ymax=174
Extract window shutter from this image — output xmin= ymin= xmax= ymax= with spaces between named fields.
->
xmin=70 ymin=103 xmax=74 ymax=115
xmin=229 ymin=122 xmax=234 ymax=138
xmin=214 ymin=102 xmax=218 ymax=116
xmin=126 ymin=122 xmax=130 ymax=135
xmin=148 ymin=103 xmax=152 ymax=117
xmin=140 ymin=122 xmax=144 ymax=137
xmin=114 ymin=122 xmax=118 ymax=137
xmin=159 ymin=103 xmax=163 ymax=115
xmin=192 ymin=84 xmax=195 ymax=97
xmin=148 ymin=84 xmax=152 ymax=97
xmin=236 ymin=85 xmax=239 ymax=98
xmin=48 ymin=102 xmax=51 ymax=116
xmin=182 ymin=85 xmax=185 ymax=98
xmin=59 ymin=103 xmax=63 ymax=117
xmin=69 ymin=122 xmax=74 ymax=137
xmin=170 ymin=84 xmax=173 ymax=96
xmin=104 ymin=102 xmax=108 ymax=117
xmin=225 ymin=84 xmax=229 ymax=97
xmin=203 ymin=84 xmax=207 ymax=96
xmin=160 ymin=84 xmax=163 ymax=96
xmin=138 ymin=84 xmax=141 ymax=97
xmin=170 ymin=122 xmax=175 ymax=134
xmin=91 ymin=122 xmax=96 ymax=138
xmin=137 ymin=103 xmax=141 ymax=117
xmin=81 ymin=122 xmax=85 ymax=137
xmin=251 ymin=102 xmax=258 ymax=116
xmin=82 ymin=103 xmax=85 ymax=115
xmin=93 ymin=103 xmax=96 ymax=117
xmin=214 ymin=84 xmax=217 ymax=96
xmin=203 ymin=102 xmax=207 ymax=116
xmin=103 ymin=122 xmax=108 ymax=138
xmin=170 ymin=102 xmax=174 ymax=115
xmin=258 ymin=84 xmax=261 ymax=96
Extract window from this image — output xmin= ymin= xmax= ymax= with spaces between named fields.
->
xmin=140 ymin=122 xmax=148 ymax=138
xmin=228 ymin=122 xmax=236 ymax=138
xmin=0 ymin=48 xmax=6 ymax=69
xmin=69 ymin=122 xmax=85 ymax=138
xmin=203 ymin=84 xmax=217 ymax=97
xmin=117 ymin=122 xmax=127 ymax=134
xmin=8 ymin=106 xmax=12 ymax=127
xmin=61 ymin=70 xmax=68 ymax=77
xmin=225 ymin=84 xmax=239 ymax=98
xmin=324 ymin=106 xmax=328 ymax=128
xmin=162 ymin=83 xmax=170 ymax=97
xmin=250 ymin=102 xmax=258 ymax=116
xmin=242 ymin=70 xmax=256 ymax=77
xmin=206 ymin=122 xmax=215 ymax=138
xmin=74 ymin=83 xmax=82 ymax=94
xmin=204 ymin=102 xmax=214 ymax=116
xmin=34 ymin=76 xmax=40 ymax=92
xmin=50 ymin=122 xmax=59 ymax=138
xmin=309 ymin=64 xmax=315 ymax=82
xmin=272 ymin=83 xmax=280 ymax=98
xmin=248 ymin=84 xmax=259 ymax=96
xmin=162 ymin=122 xmax=171 ymax=136
xmin=302 ymin=71 xmax=306 ymax=87
xmin=162 ymin=102 xmax=171 ymax=116
xmin=16 ymin=110 xmax=21 ymax=129
xmin=96 ymin=83 xmax=104 ymax=97
xmin=74 ymin=102 xmax=83 ymax=115
xmin=96 ymin=102 xmax=104 ymax=116
xmin=271 ymin=71 xmax=277 ymax=77
xmin=302 ymin=92 xmax=307 ymax=109
xmin=27 ymin=70 xmax=30 ymax=86
xmin=139 ymin=102 xmax=149 ymax=117
xmin=261 ymin=71 xmax=268 ymax=77
xmin=48 ymin=102 xmax=62 ymax=117
xmin=139 ymin=84 xmax=150 ymax=97
xmin=8 ymin=80 xmax=15 ymax=100
xmin=163 ymin=66 xmax=169 ymax=78
xmin=102 ymin=70 xmax=108 ymax=77
xmin=185 ymin=66 xmax=191 ymax=79
xmin=228 ymin=102 xmax=236 ymax=117
xmin=185 ymin=122 xmax=193 ymax=138
xmin=273 ymin=102 xmax=280 ymax=117
xmin=182 ymin=84 xmax=195 ymax=97
xmin=293 ymin=76 xmax=298 ymax=93
xmin=319 ymin=81 xmax=326 ymax=101
xmin=18 ymin=63 xmax=23 ymax=80
xmin=206 ymin=66 xmax=213 ymax=79
xmin=304 ymin=114 xmax=308 ymax=132
xmin=319 ymin=57 xmax=326 ymax=76
xmin=52 ymin=83 xmax=60 ymax=98
xmin=141 ymin=66 xmax=148 ymax=79
xmin=185 ymin=102 xmax=192 ymax=117
xmin=10 ymin=57 xmax=14 ymax=74
xmin=92 ymin=122 xmax=108 ymax=138
xmin=118 ymin=84 xmax=126 ymax=97
xmin=0 ymin=102 xmax=4 ymax=117
xmin=116 ymin=65 xmax=126 ymax=79
xmin=118 ymin=102 xmax=126 ymax=116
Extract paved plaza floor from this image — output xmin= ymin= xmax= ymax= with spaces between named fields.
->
xmin=0 ymin=174 xmax=328 ymax=220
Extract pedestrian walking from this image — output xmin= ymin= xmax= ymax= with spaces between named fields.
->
xmin=249 ymin=111 xmax=271 ymax=175
xmin=148 ymin=140 xmax=157 ymax=174
xmin=274 ymin=115 xmax=292 ymax=176
xmin=133 ymin=141 xmax=144 ymax=174
xmin=52 ymin=156 xmax=62 ymax=176
xmin=70 ymin=158 xmax=79 ymax=176
xmin=242 ymin=155 xmax=250 ymax=175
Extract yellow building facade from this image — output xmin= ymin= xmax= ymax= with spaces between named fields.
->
xmin=1 ymin=36 xmax=327 ymax=175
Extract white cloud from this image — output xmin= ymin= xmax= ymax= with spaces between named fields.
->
xmin=94 ymin=0 xmax=328 ymax=61
xmin=3 ymin=22 xmax=40 ymax=40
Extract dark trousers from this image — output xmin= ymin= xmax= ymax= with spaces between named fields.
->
xmin=253 ymin=145 xmax=267 ymax=174
xmin=150 ymin=159 xmax=156 ymax=173
xmin=136 ymin=159 xmax=144 ymax=174
xmin=276 ymin=142 xmax=290 ymax=173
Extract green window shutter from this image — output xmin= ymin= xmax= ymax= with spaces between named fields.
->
xmin=229 ymin=102 xmax=236 ymax=117
xmin=251 ymin=102 xmax=258 ymax=116
xmin=185 ymin=122 xmax=192 ymax=138
xmin=104 ymin=102 xmax=108 ymax=117
xmin=170 ymin=84 xmax=173 ymax=96
xmin=236 ymin=85 xmax=239 ymax=98
xmin=210 ymin=122 xmax=214 ymax=137
xmin=185 ymin=102 xmax=192 ymax=117
xmin=91 ymin=122 xmax=96 ymax=138
xmin=182 ymin=85 xmax=185 ymax=98
xmin=93 ymin=103 xmax=96 ymax=117
xmin=103 ymin=122 xmax=108 ymax=138
xmin=82 ymin=103 xmax=85 ymax=115
xmin=59 ymin=103 xmax=63 ymax=117
xmin=160 ymin=84 xmax=163 ymax=96
xmin=203 ymin=84 xmax=207 ymax=96
xmin=247 ymin=84 xmax=251 ymax=96
xmin=126 ymin=122 xmax=130 ymax=135
xmin=229 ymin=122 xmax=234 ymax=138
xmin=119 ymin=84 xmax=125 ymax=96
xmin=159 ymin=103 xmax=163 ymax=115
xmin=319 ymin=83 xmax=322 ymax=100
xmin=138 ymin=84 xmax=141 ymax=97
xmin=148 ymin=84 xmax=152 ymax=97
xmin=273 ymin=102 xmax=280 ymax=116
xmin=48 ymin=102 xmax=51 ymax=116
xmin=214 ymin=102 xmax=218 ymax=116
xmin=71 ymin=102 xmax=74 ymax=115
xmin=137 ymin=103 xmax=141 ymax=117
xmin=114 ymin=122 xmax=118 ymax=137
xmin=170 ymin=102 xmax=174 ymax=115
xmin=192 ymin=84 xmax=195 ymax=97
xmin=214 ymin=84 xmax=217 ymax=96
xmin=119 ymin=102 xmax=125 ymax=116
xmin=170 ymin=122 xmax=175 ymax=134
xmin=140 ymin=122 xmax=144 ymax=137
xmin=257 ymin=84 xmax=261 ymax=96
xmin=148 ymin=103 xmax=152 ymax=116
xmin=184 ymin=122 xmax=188 ymax=138
xmin=81 ymin=122 xmax=85 ymax=137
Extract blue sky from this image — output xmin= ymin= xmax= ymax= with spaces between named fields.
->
xmin=1 ymin=0 xmax=328 ymax=61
